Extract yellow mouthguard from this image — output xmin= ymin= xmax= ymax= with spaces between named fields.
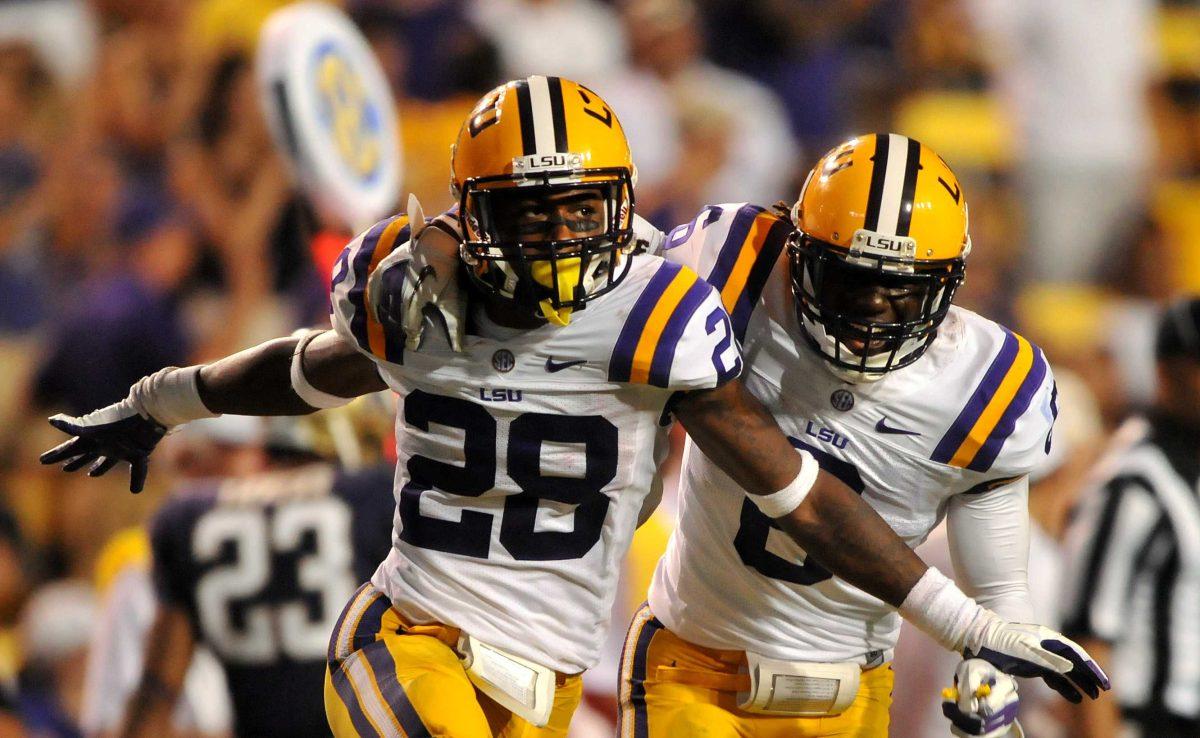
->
xmin=530 ymin=257 xmax=580 ymax=327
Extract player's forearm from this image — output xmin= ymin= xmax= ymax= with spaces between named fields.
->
xmin=197 ymin=330 xmax=386 ymax=416
xmin=675 ymin=380 xmax=927 ymax=606
xmin=947 ymin=479 xmax=1035 ymax=621
xmin=196 ymin=335 xmax=314 ymax=415
xmin=777 ymin=476 xmax=928 ymax=607
xmin=673 ymin=380 xmax=804 ymax=495
xmin=674 ymin=380 xmax=1041 ymax=643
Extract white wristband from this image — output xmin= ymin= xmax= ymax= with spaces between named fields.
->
xmin=898 ymin=567 xmax=994 ymax=653
xmin=748 ymin=449 xmax=820 ymax=518
xmin=128 ymin=365 xmax=219 ymax=428
xmin=290 ymin=330 xmax=354 ymax=409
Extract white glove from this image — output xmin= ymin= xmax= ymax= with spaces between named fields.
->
xmin=40 ymin=400 xmax=167 ymax=493
xmin=901 ymin=569 xmax=1110 ymax=704
xmin=395 ymin=194 xmax=465 ymax=352
xmin=965 ymin=619 xmax=1109 ymax=704
xmin=39 ymin=365 xmax=215 ymax=492
xmin=942 ymin=658 xmax=1024 ymax=738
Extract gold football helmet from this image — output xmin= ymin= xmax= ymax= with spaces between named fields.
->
xmin=790 ymin=133 xmax=971 ymax=379
xmin=450 ymin=75 xmax=636 ymax=325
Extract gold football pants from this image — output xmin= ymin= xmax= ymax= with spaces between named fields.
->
xmin=325 ymin=583 xmax=582 ymax=737
xmin=618 ymin=605 xmax=893 ymax=738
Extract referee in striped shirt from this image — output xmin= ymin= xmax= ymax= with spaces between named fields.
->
xmin=1061 ymin=296 xmax=1200 ymax=738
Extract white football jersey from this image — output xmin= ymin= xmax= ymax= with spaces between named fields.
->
xmin=648 ymin=204 xmax=1057 ymax=663
xmin=330 ymin=214 xmax=742 ymax=673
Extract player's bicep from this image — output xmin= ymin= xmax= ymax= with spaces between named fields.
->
xmin=673 ymin=380 xmax=799 ymax=496
xmin=302 ymin=330 xmax=386 ymax=397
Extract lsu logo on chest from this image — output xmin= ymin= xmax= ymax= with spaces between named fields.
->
xmin=478 ymin=388 xmax=523 ymax=402
xmin=799 ymin=419 xmax=850 ymax=450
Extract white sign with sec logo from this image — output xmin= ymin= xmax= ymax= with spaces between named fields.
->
xmin=257 ymin=2 xmax=402 ymax=232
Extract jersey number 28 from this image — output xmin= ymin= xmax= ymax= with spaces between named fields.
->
xmin=399 ymin=389 xmax=619 ymax=561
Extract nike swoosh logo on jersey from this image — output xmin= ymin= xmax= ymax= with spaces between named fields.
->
xmin=875 ymin=417 xmax=921 ymax=436
xmin=545 ymin=357 xmax=587 ymax=373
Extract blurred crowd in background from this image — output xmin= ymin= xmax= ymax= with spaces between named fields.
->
xmin=0 ymin=0 xmax=1199 ymax=735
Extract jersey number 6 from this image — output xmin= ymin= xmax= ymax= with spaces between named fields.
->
xmin=399 ymin=389 xmax=619 ymax=561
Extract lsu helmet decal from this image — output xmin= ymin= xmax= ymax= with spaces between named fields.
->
xmin=790 ymin=133 xmax=970 ymax=380
xmin=451 ymin=76 xmax=636 ymax=326
xmin=257 ymin=2 xmax=402 ymax=232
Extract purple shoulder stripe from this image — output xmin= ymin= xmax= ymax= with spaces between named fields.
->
xmin=609 ymin=261 xmax=683 ymax=382
xmin=706 ymin=204 xmax=765 ymax=292
xmin=345 ymin=216 xmax=405 ymax=353
xmin=967 ymin=346 xmax=1049 ymax=472
xmin=728 ymin=216 xmax=790 ymax=342
xmin=932 ymin=331 xmax=1021 ymax=464
xmin=647 ymin=277 xmax=713 ymax=387
xmin=376 ymin=263 xmax=407 ymax=364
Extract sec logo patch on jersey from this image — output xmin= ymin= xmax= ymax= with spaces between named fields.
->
xmin=492 ymin=349 xmax=516 ymax=373
xmin=830 ymin=389 xmax=855 ymax=411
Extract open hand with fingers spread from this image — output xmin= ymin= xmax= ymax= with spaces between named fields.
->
xmin=39 ymin=365 xmax=216 ymax=493
xmin=40 ymin=401 xmax=167 ymax=493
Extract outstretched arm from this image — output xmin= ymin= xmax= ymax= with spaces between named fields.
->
xmin=40 ymin=330 xmax=385 ymax=491
xmin=197 ymin=329 xmax=385 ymax=414
xmin=672 ymin=379 xmax=1109 ymax=702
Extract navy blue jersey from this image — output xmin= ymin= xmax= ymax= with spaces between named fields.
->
xmin=150 ymin=463 xmax=394 ymax=738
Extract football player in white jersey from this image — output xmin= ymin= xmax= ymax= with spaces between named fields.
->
xmin=42 ymin=83 xmax=1103 ymax=738
xmin=618 ymin=134 xmax=1103 ymax=738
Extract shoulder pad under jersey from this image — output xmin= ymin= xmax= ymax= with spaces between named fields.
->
xmin=607 ymin=257 xmax=742 ymax=390
xmin=329 ymin=214 xmax=412 ymax=364
xmin=929 ymin=319 xmax=1057 ymax=478
xmin=662 ymin=203 xmax=792 ymax=342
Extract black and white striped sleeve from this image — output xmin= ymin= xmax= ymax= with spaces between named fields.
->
xmin=1060 ymin=476 xmax=1165 ymax=642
